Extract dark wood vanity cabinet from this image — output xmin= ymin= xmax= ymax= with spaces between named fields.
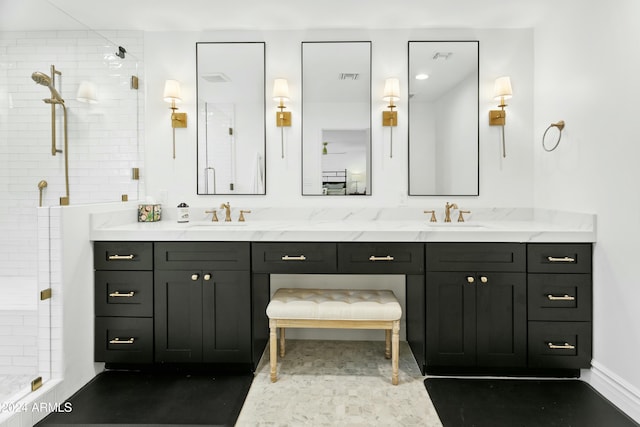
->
xmin=527 ymin=243 xmax=592 ymax=369
xmin=94 ymin=242 xmax=154 ymax=364
xmin=423 ymin=242 xmax=593 ymax=374
xmin=94 ymin=241 xmax=252 ymax=367
xmin=93 ymin=239 xmax=592 ymax=376
xmin=154 ymin=242 xmax=251 ymax=364
xmin=425 ymin=243 xmax=527 ymax=370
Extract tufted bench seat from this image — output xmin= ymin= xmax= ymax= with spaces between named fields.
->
xmin=266 ymin=288 xmax=402 ymax=385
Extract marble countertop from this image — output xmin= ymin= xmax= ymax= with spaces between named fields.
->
xmin=89 ymin=207 xmax=596 ymax=243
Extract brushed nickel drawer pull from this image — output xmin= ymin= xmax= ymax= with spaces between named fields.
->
xmin=204 ymin=273 xmax=212 ymax=281
xmin=109 ymin=291 xmax=135 ymax=298
xmin=547 ymin=294 xmax=575 ymax=301
xmin=480 ymin=276 xmax=488 ymax=283
xmin=191 ymin=274 xmax=200 ymax=281
xmin=369 ymin=255 xmax=395 ymax=261
xmin=108 ymin=254 xmax=135 ymax=260
xmin=282 ymin=255 xmax=307 ymax=261
xmin=466 ymin=276 xmax=475 ymax=284
xmin=547 ymin=256 xmax=575 ymax=263
xmin=109 ymin=337 xmax=135 ymax=345
xmin=547 ymin=342 xmax=575 ymax=350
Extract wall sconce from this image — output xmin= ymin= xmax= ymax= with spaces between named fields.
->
xmin=273 ymin=78 xmax=291 ymax=159
xmin=382 ymin=77 xmax=400 ymax=158
xmin=163 ymin=79 xmax=187 ymax=159
xmin=489 ymin=76 xmax=513 ymax=158
xmin=76 ymin=81 xmax=97 ymax=104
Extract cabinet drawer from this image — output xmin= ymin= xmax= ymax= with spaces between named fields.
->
xmin=95 ymin=271 xmax=153 ymax=317
xmin=94 ymin=241 xmax=153 ymax=271
xmin=252 ymin=242 xmax=337 ymax=273
xmin=155 ymin=242 xmax=250 ymax=270
xmin=338 ymin=243 xmax=424 ymax=274
xmin=527 ymin=243 xmax=592 ymax=273
xmin=95 ymin=317 xmax=153 ymax=363
xmin=528 ymin=274 xmax=591 ymax=321
xmin=426 ymin=243 xmax=525 ymax=272
xmin=528 ymin=321 xmax=592 ymax=369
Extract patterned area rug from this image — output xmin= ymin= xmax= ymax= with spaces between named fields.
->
xmin=237 ymin=340 xmax=442 ymax=426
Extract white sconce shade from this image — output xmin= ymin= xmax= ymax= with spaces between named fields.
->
xmin=489 ymin=76 xmax=513 ymax=158
xmin=383 ymin=77 xmax=400 ymax=102
xmin=163 ymin=79 xmax=182 ymax=103
xmin=272 ymin=78 xmax=290 ymax=101
xmin=76 ymin=81 xmax=97 ymax=103
xmin=493 ymin=76 xmax=513 ymax=101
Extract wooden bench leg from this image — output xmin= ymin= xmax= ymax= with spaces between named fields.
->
xmin=269 ymin=319 xmax=277 ymax=382
xmin=384 ymin=329 xmax=391 ymax=359
xmin=279 ymin=327 xmax=286 ymax=357
xmin=392 ymin=320 xmax=399 ymax=385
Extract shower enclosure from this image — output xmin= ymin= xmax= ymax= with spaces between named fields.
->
xmin=0 ymin=24 xmax=143 ymax=412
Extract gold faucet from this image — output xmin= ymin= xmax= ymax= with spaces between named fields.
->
xmin=458 ymin=210 xmax=471 ymax=222
xmin=424 ymin=210 xmax=437 ymax=222
xmin=205 ymin=209 xmax=219 ymax=222
xmin=238 ymin=210 xmax=251 ymax=222
xmin=444 ymin=202 xmax=458 ymax=222
xmin=220 ymin=202 xmax=232 ymax=222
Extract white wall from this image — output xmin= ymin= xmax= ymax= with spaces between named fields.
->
xmin=533 ymin=0 xmax=640 ymax=421
xmin=143 ymin=28 xmax=534 ymax=213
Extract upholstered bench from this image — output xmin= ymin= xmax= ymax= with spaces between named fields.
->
xmin=266 ymin=288 xmax=402 ymax=385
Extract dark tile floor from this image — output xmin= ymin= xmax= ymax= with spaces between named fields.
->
xmin=35 ymin=370 xmax=253 ymax=426
xmin=425 ymin=378 xmax=639 ymax=427
xmin=34 ymin=370 xmax=639 ymax=426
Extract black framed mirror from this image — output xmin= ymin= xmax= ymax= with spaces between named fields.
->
xmin=196 ymin=42 xmax=266 ymax=195
xmin=301 ymin=41 xmax=372 ymax=196
xmin=408 ymin=41 xmax=479 ymax=196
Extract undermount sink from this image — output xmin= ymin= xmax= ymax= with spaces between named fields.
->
xmin=186 ymin=221 xmax=247 ymax=227
xmin=428 ymin=222 xmax=488 ymax=230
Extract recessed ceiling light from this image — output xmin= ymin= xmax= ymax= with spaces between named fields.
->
xmin=415 ymin=73 xmax=429 ymax=80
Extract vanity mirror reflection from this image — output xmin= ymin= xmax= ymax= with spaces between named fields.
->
xmin=408 ymin=41 xmax=479 ymax=196
xmin=196 ymin=42 xmax=266 ymax=195
xmin=302 ymin=41 xmax=371 ymax=196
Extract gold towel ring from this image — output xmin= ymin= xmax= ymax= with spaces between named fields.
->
xmin=542 ymin=120 xmax=565 ymax=152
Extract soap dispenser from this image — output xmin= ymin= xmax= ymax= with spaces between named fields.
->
xmin=177 ymin=202 xmax=189 ymax=223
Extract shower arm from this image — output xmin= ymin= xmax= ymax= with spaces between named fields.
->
xmin=45 ymin=99 xmax=69 ymax=204
xmin=50 ymin=103 xmax=62 ymax=156
xmin=50 ymin=65 xmax=63 ymax=157
xmin=61 ymin=103 xmax=69 ymax=204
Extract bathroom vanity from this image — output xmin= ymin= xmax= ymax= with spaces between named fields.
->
xmin=91 ymin=207 xmax=595 ymax=376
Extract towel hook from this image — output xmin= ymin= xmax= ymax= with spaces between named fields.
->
xmin=542 ymin=120 xmax=565 ymax=152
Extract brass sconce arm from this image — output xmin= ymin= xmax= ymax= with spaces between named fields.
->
xmin=382 ymin=77 xmax=400 ymax=158
xmin=489 ymin=76 xmax=513 ymax=158
xmin=164 ymin=79 xmax=187 ymax=159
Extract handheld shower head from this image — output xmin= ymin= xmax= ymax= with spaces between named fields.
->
xmin=32 ymin=71 xmax=64 ymax=103
xmin=31 ymin=71 xmax=51 ymax=86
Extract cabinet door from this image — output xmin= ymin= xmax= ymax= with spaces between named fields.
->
xmin=476 ymin=272 xmax=527 ymax=367
xmin=426 ymin=272 xmax=476 ymax=367
xmin=202 ymin=270 xmax=251 ymax=363
xmin=154 ymin=270 xmax=204 ymax=363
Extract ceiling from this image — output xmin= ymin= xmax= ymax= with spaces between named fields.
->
xmin=0 ymin=0 xmax=562 ymax=32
